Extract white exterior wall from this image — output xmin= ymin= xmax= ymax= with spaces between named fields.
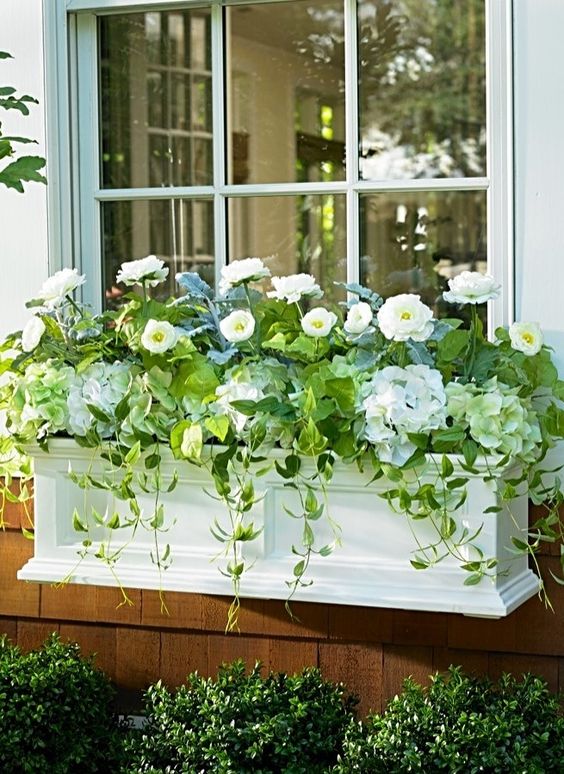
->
xmin=0 ymin=0 xmax=48 ymax=339
xmin=0 ymin=0 xmax=562 ymax=375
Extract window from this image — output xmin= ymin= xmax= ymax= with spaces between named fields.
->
xmin=47 ymin=0 xmax=513 ymax=330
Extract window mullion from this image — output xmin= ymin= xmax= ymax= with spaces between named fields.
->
xmin=211 ymin=1 xmax=227 ymax=289
xmin=76 ymin=13 xmax=103 ymax=312
xmin=486 ymin=0 xmax=514 ymax=335
xmin=345 ymin=0 xmax=360 ymax=285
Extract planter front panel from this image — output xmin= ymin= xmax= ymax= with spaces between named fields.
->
xmin=18 ymin=440 xmax=540 ymax=617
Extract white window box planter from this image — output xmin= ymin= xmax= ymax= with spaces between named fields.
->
xmin=17 ymin=439 xmax=540 ymax=618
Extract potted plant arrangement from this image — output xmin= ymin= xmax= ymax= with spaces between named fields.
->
xmin=1 ymin=258 xmax=562 ymax=629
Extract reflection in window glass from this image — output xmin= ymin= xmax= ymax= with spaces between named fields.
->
xmin=228 ymin=195 xmax=346 ymax=302
xmin=102 ymin=199 xmax=214 ymax=307
xmin=227 ymin=0 xmax=345 ymax=185
xmin=358 ymin=0 xmax=486 ymax=180
xmin=360 ymin=191 xmax=487 ymax=322
xmin=99 ymin=10 xmax=212 ymax=189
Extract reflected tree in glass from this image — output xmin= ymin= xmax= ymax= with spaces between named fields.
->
xmin=228 ymin=194 xmax=346 ymax=303
xmin=358 ymin=0 xmax=486 ymax=179
xmin=360 ymin=190 xmax=487 ymax=324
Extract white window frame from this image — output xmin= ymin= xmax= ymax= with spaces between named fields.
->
xmin=44 ymin=0 xmax=514 ymax=333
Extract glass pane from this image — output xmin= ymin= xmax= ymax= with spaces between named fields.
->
xmin=358 ymin=0 xmax=486 ymax=180
xmin=228 ymin=194 xmax=346 ymax=302
xmin=227 ymin=0 xmax=346 ymax=185
xmin=99 ymin=10 xmax=212 ymax=189
xmin=102 ymin=199 xmax=214 ymax=307
xmin=360 ymin=190 xmax=487 ymax=322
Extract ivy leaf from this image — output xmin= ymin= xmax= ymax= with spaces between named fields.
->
xmin=295 ymin=418 xmax=327 ymax=457
xmin=205 ymin=414 xmax=230 ymax=442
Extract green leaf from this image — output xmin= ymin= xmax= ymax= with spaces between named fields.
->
xmin=441 ymin=455 xmax=454 ymax=478
xmin=124 ymin=440 xmax=141 ymax=466
xmin=170 ymin=420 xmax=203 ymax=461
xmin=325 ymin=377 xmax=355 ymax=412
xmin=463 ymin=573 xmax=483 ymax=586
xmin=72 ymin=509 xmax=88 ymax=533
xmin=0 ymin=155 xmax=46 ymax=192
xmin=437 ymin=329 xmax=469 ymax=362
xmin=295 ymin=418 xmax=327 ymax=457
xmin=462 ymin=438 xmax=478 ymax=467
xmin=205 ymin=414 xmax=230 ymax=442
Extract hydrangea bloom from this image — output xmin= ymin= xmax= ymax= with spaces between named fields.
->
xmin=446 ymin=378 xmax=542 ymax=461
xmin=362 ymin=365 xmax=447 ymax=466
xmin=7 ymin=362 xmax=75 ymax=439
xmin=67 ymin=362 xmax=131 ymax=437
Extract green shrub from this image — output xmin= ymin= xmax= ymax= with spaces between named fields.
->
xmin=122 ymin=660 xmax=357 ymax=773
xmin=335 ymin=666 xmax=564 ymax=773
xmin=0 ymin=633 xmax=125 ymax=773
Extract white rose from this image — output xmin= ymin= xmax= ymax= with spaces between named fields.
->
xmin=509 ymin=321 xmax=543 ymax=356
xmin=376 ymin=294 xmax=434 ymax=342
xmin=267 ymin=274 xmax=323 ymax=303
xmin=301 ymin=307 xmax=337 ymax=338
xmin=443 ymin=271 xmax=501 ymax=305
xmin=116 ymin=255 xmax=169 ymax=287
xmin=21 ymin=316 xmax=46 ymax=352
xmin=141 ymin=320 xmax=177 ymax=353
xmin=219 ymin=258 xmax=271 ymax=295
xmin=344 ymin=302 xmax=373 ymax=335
xmin=219 ymin=309 xmax=256 ymax=343
xmin=37 ymin=268 xmax=86 ymax=309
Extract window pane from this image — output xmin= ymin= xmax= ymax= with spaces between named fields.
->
xmin=227 ymin=1 xmax=345 ymax=185
xmin=102 ymin=199 xmax=214 ymax=306
xmin=99 ymin=10 xmax=212 ymax=189
xmin=360 ymin=191 xmax=487 ymax=322
xmin=358 ymin=0 xmax=486 ymax=180
xmin=228 ymin=194 xmax=346 ymax=302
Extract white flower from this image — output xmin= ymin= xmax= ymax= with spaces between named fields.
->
xmin=509 ymin=322 xmax=543 ymax=356
xmin=301 ymin=307 xmax=338 ymax=337
xmin=67 ymin=362 xmax=130 ymax=437
xmin=219 ymin=258 xmax=271 ymax=295
xmin=214 ymin=380 xmax=264 ymax=433
xmin=363 ymin=365 xmax=447 ymax=466
xmin=377 ymin=294 xmax=434 ymax=342
xmin=116 ymin=255 xmax=169 ymax=287
xmin=37 ymin=268 xmax=86 ymax=309
xmin=21 ymin=316 xmax=46 ymax=352
xmin=141 ymin=320 xmax=177 ymax=353
xmin=344 ymin=302 xmax=373 ymax=335
xmin=219 ymin=309 xmax=256 ymax=343
xmin=267 ymin=274 xmax=323 ymax=303
xmin=443 ymin=271 xmax=500 ymax=305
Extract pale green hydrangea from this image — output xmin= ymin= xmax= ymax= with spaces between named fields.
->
xmin=7 ymin=361 xmax=75 ymax=440
xmin=446 ymin=378 xmax=542 ymax=461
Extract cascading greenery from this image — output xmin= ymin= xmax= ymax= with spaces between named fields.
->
xmin=0 ymin=257 xmax=563 ymax=629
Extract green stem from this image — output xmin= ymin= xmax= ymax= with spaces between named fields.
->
xmin=142 ymin=281 xmax=148 ymax=316
xmin=465 ymin=304 xmax=479 ymax=380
